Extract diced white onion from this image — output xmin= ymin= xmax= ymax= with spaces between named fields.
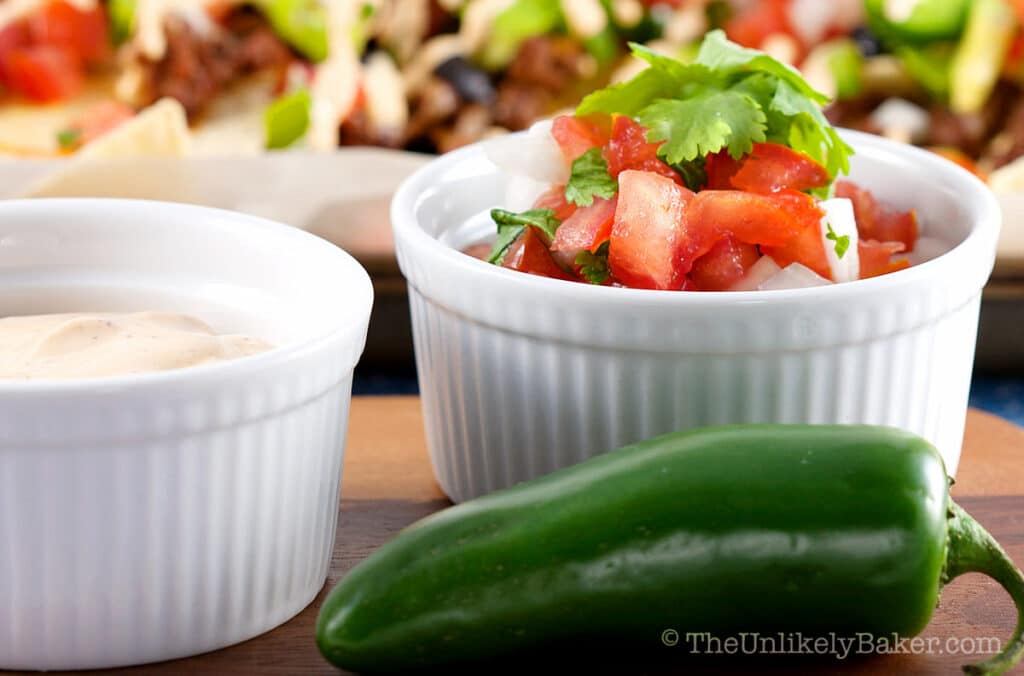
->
xmin=504 ymin=175 xmax=549 ymax=212
xmin=869 ymin=98 xmax=930 ymax=145
xmin=484 ymin=120 xmax=570 ymax=184
xmin=612 ymin=0 xmax=643 ymax=27
xmin=730 ymin=255 xmax=782 ymax=291
xmin=787 ymin=0 xmax=839 ymax=45
xmin=761 ymin=33 xmax=800 ymax=65
xmin=758 ymin=263 xmax=834 ymax=290
xmin=818 ymin=197 xmax=860 ymax=283
xmin=664 ymin=4 xmax=707 ymax=45
xmin=800 ymin=43 xmax=839 ymax=101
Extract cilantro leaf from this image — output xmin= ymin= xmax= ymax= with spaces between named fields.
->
xmin=575 ymin=242 xmax=610 ymax=284
xmin=638 ymin=89 xmax=767 ymax=163
xmin=577 ymin=67 xmax=680 ymax=117
xmin=574 ymin=28 xmax=853 ymax=184
xmin=694 ymin=29 xmax=829 ymax=105
xmin=768 ymin=80 xmax=854 ymax=178
xmin=630 ymin=42 xmax=717 ymax=85
xmin=565 ymin=148 xmax=618 ymax=206
xmin=825 ymin=222 xmax=850 ymax=259
xmin=670 ymin=159 xmax=707 ymax=192
xmin=487 ymin=208 xmax=560 ymax=265
xmin=576 ymin=43 xmax=715 ymax=117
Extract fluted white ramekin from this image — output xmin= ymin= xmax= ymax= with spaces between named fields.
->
xmin=393 ymin=129 xmax=1000 ymax=504
xmin=0 ymin=199 xmax=372 ymax=669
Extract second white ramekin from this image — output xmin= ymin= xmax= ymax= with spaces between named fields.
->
xmin=0 ymin=199 xmax=373 ymax=669
xmin=393 ymin=130 xmax=1000 ymax=503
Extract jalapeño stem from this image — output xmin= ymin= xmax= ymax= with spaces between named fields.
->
xmin=944 ymin=500 xmax=1024 ymax=675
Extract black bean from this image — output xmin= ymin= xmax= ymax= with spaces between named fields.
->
xmin=851 ymin=26 xmax=884 ymax=57
xmin=434 ymin=56 xmax=496 ymax=105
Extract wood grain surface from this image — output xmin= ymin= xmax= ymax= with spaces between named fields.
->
xmin=21 ymin=398 xmax=1024 ymax=676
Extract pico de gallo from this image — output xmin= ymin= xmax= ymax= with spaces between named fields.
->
xmin=480 ymin=30 xmax=921 ymax=291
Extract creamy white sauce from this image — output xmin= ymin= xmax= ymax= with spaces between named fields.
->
xmin=0 ymin=312 xmax=271 ymax=380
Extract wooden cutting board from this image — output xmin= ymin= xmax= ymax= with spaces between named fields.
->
xmin=22 ymin=398 xmax=1024 ymax=675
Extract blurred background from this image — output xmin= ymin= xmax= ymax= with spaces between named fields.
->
xmin=0 ymin=0 xmax=1021 ymax=421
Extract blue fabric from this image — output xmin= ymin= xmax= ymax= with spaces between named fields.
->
xmin=354 ymin=369 xmax=1024 ymax=428
xmin=969 ymin=375 xmax=1024 ymax=427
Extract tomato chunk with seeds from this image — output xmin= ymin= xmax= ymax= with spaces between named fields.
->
xmin=690 ymin=237 xmax=761 ymax=291
xmin=551 ymin=114 xmax=610 ymax=163
xmin=551 ymin=196 xmax=617 ymax=254
xmin=603 ymin=115 xmax=681 ymax=184
xmin=2 ymin=45 xmax=83 ymax=102
xmin=609 ymin=170 xmax=695 ymax=290
xmin=835 ymin=181 xmax=919 ymax=252
xmin=503 ymin=227 xmax=575 ymax=281
xmin=859 ymin=240 xmax=910 ymax=279
xmin=532 ymin=184 xmax=577 ymax=221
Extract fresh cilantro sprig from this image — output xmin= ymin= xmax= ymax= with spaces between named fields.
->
xmin=825 ymin=222 xmax=850 ymax=259
xmin=565 ymin=148 xmax=618 ymax=206
xmin=487 ymin=208 xmax=561 ymax=264
xmin=575 ymin=242 xmax=610 ymax=284
xmin=575 ymin=29 xmax=853 ymax=179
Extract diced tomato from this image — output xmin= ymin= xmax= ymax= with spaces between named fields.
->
xmin=0 ymin=23 xmax=30 ymax=86
xmin=2 ymin=45 xmax=83 ymax=102
xmin=729 ymin=143 xmax=830 ymax=193
xmin=689 ymin=237 xmax=761 ymax=291
xmin=551 ymin=196 xmax=617 ymax=254
xmin=834 ymin=181 xmax=918 ymax=252
xmin=29 ymin=0 xmax=110 ymax=66
xmin=725 ymin=0 xmax=794 ymax=50
xmin=704 ymin=151 xmax=743 ymax=190
xmin=551 ymin=114 xmax=611 ymax=163
xmin=609 ymin=170 xmax=696 ymax=290
xmin=532 ymin=184 xmax=577 ymax=221
xmin=761 ymin=220 xmax=832 ymax=279
xmin=602 ymin=115 xmax=682 ymax=184
xmin=859 ymin=240 xmax=910 ymax=279
xmin=503 ymin=227 xmax=575 ymax=281
xmin=65 ymin=101 xmax=136 ymax=146
xmin=688 ymin=189 xmax=824 ymax=249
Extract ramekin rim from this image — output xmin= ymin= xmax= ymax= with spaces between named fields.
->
xmin=0 ymin=198 xmax=374 ymax=394
xmin=391 ymin=128 xmax=1000 ymax=308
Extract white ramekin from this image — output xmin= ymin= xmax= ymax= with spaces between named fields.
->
xmin=0 ymin=199 xmax=373 ymax=669
xmin=393 ymin=129 xmax=1000 ymax=503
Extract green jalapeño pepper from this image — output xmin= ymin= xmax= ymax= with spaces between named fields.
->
xmin=316 ymin=425 xmax=1024 ymax=674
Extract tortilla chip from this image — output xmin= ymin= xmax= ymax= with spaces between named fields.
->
xmin=23 ymin=98 xmax=192 ymax=197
